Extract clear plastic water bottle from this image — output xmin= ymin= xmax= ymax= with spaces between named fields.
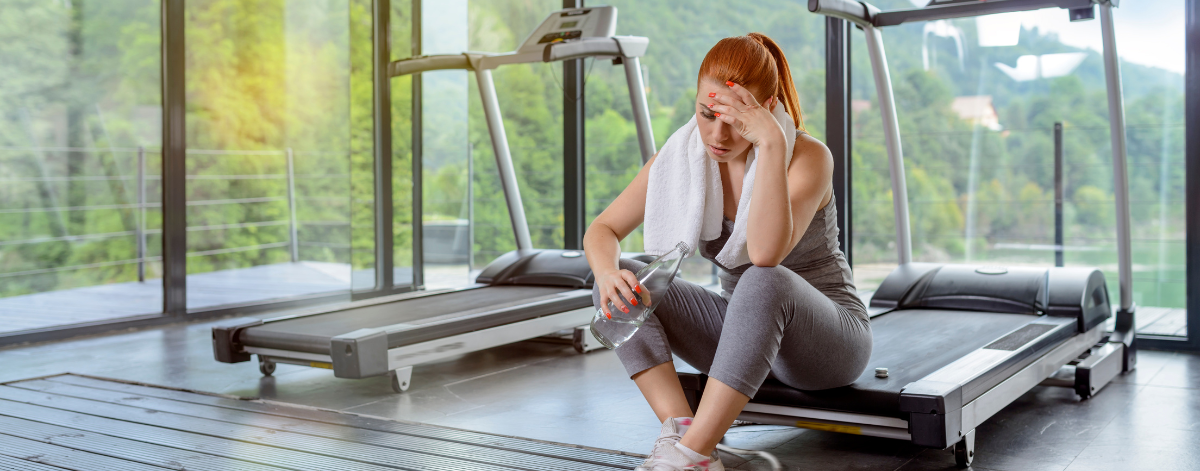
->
xmin=590 ymin=241 xmax=691 ymax=349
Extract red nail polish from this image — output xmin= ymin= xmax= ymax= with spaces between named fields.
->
xmin=631 ymin=297 xmax=638 ymax=306
xmin=715 ymin=112 xmax=721 ymax=117
xmin=707 ymin=103 xmax=713 ymax=108
xmin=708 ymin=92 xmax=716 ymax=98
xmin=635 ymin=285 xmax=642 ymax=294
xmin=726 ymin=81 xmax=734 ymax=87
xmin=605 ymin=311 xmax=612 ymax=319
xmin=622 ymin=306 xmax=629 ymax=313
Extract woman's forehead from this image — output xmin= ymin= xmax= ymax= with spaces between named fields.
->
xmin=695 ymin=78 xmax=768 ymax=102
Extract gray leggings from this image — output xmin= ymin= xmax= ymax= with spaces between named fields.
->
xmin=594 ymin=259 xmax=873 ymax=398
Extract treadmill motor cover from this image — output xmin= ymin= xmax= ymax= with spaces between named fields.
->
xmin=870 ymin=263 xmax=1110 ymax=331
xmin=474 ymin=249 xmax=595 ymax=288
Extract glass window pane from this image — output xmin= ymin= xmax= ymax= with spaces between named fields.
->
xmin=0 ymin=0 xmax=163 ymax=332
xmin=454 ymin=0 xmax=563 ymax=287
xmin=849 ymin=1 xmax=1185 ymax=336
xmin=420 ymin=1 xmax=473 ymax=289
xmin=185 ymin=0 xmax=355 ymax=309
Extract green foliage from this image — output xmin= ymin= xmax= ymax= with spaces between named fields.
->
xmin=0 ymin=0 xmax=1187 ymax=310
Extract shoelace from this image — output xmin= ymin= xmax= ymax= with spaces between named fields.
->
xmin=648 ymin=434 xmax=686 ymax=458
xmin=638 ymin=431 xmax=683 ymax=469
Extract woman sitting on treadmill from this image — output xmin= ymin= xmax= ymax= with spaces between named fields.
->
xmin=583 ymin=33 xmax=872 ymax=471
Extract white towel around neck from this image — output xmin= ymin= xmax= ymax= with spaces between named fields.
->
xmin=644 ymin=103 xmax=797 ymax=267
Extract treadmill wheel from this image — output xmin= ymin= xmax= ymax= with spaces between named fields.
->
xmin=258 ymin=357 xmax=276 ymax=377
xmin=954 ymin=431 xmax=975 ymax=468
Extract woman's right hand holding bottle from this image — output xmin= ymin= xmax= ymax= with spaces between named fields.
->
xmin=594 ymin=268 xmax=649 ymax=318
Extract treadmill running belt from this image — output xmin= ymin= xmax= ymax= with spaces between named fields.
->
xmin=240 ymin=286 xmax=581 ymax=355
xmin=751 ymin=309 xmax=1040 ymax=417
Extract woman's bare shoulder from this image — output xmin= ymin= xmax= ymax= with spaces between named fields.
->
xmin=790 ymin=131 xmax=833 ymax=168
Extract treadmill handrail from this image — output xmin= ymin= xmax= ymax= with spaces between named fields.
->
xmin=390 ymin=54 xmax=472 ymax=77
xmin=813 ymin=0 xmax=1099 ymax=28
xmin=808 ymin=0 xmax=879 ymax=28
xmin=873 ymin=0 xmax=1097 ymax=27
xmin=389 ymin=36 xmax=648 ymax=77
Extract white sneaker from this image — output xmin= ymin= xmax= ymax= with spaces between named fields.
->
xmin=636 ymin=417 xmax=688 ymax=471
xmin=639 ymin=442 xmax=725 ymax=471
xmin=635 ymin=418 xmax=724 ymax=471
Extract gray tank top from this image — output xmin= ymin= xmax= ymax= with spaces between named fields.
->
xmin=699 ymin=139 xmax=868 ymax=323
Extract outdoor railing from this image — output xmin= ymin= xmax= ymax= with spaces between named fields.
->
xmin=0 ymin=146 xmax=351 ymax=282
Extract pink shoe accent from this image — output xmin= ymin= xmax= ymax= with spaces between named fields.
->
xmin=679 ymin=418 xmax=692 ymax=426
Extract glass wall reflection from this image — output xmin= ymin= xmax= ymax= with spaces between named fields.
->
xmin=849 ymin=0 xmax=1185 ymax=336
xmin=184 ymin=0 xmax=355 ymax=309
xmin=0 ymin=0 xmax=163 ymax=332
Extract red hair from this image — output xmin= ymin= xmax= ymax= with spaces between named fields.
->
xmin=697 ymin=33 xmax=804 ymax=130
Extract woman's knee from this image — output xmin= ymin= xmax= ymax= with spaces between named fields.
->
xmin=741 ymin=265 xmax=794 ymax=284
xmin=591 ymin=283 xmax=603 ymax=308
xmin=618 ymin=258 xmax=647 ymax=272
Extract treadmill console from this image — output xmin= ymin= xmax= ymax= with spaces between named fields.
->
xmin=516 ymin=6 xmax=618 ymax=54
xmin=871 ymin=263 xmax=1110 ymax=332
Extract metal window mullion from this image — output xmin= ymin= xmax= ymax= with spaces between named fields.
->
xmin=1187 ymin=0 xmax=1200 ymax=348
xmin=374 ymin=0 xmax=394 ymax=290
xmin=411 ymin=0 xmax=424 ymax=288
xmin=161 ymin=0 xmax=186 ymax=314
xmin=563 ymin=0 xmax=585 ymax=251
xmin=826 ymin=17 xmax=852 ymax=265
xmin=1054 ymin=122 xmax=1064 ymax=268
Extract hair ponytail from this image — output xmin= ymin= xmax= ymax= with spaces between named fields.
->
xmin=748 ymin=33 xmax=804 ymax=130
xmin=697 ymin=33 xmax=805 ymax=131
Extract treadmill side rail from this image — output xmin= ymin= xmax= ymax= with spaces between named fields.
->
xmin=959 ymin=324 xmax=1103 ymax=433
xmin=899 ymin=318 xmax=1075 ymax=413
xmin=901 ymin=317 xmax=1081 ymax=448
xmin=212 ymin=317 xmax=263 ymax=363
xmin=385 ymin=307 xmax=594 ymax=371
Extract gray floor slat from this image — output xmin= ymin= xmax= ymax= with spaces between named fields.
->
xmin=0 ymin=455 xmax=74 ymax=471
xmin=12 ymin=379 xmax=617 ymax=471
xmin=0 ymin=386 xmax=518 ymax=471
xmin=48 ymin=374 xmax=643 ymax=469
xmin=0 ymin=397 xmax=410 ymax=471
xmin=0 ymin=433 xmax=177 ymax=471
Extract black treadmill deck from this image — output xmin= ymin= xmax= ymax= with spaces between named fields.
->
xmin=749 ymin=309 xmax=1050 ymax=418
xmin=240 ymin=285 xmax=589 ymax=355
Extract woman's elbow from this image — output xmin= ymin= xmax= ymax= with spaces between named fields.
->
xmin=748 ymin=247 xmax=784 ymax=267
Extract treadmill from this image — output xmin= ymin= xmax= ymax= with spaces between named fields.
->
xmin=677 ymin=0 xmax=1138 ymax=467
xmin=213 ymin=6 xmax=656 ymax=393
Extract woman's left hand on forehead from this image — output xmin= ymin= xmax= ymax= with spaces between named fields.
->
xmin=708 ymin=81 xmax=787 ymax=149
